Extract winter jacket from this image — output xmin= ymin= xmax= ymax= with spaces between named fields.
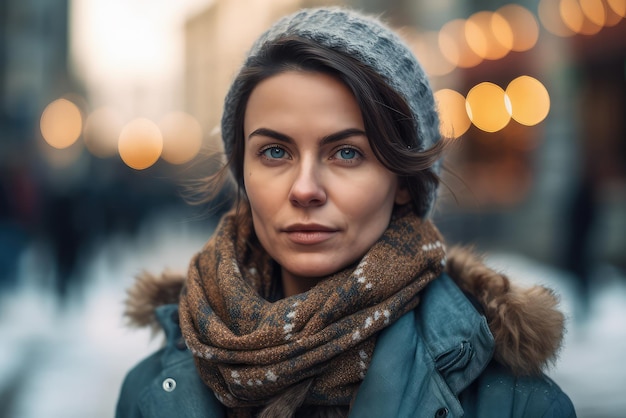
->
xmin=116 ymin=248 xmax=576 ymax=417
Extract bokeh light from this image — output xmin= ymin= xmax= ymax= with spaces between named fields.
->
xmin=464 ymin=15 xmax=488 ymax=59
xmin=434 ymin=89 xmax=471 ymax=138
xmin=539 ymin=0 xmax=577 ymax=36
xmin=405 ymin=29 xmax=456 ymax=77
xmin=466 ymin=82 xmax=511 ymax=132
xmin=560 ymin=0 xmax=586 ymax=33
xmin=496 ymin=4 xmax=540 ymax=52
xmin=490 ymin=12 xmax=515 ymax=53
xmin=118 ymin=118 xmax=163 ymax=170
xmin=439 ymin=19 xmax=483 ymax=68
xmin=604 ymin=0 xmax=626 ymax=25
xmin=83 ymin=106 xmax=125 ymax=158
xmin=158 ymin=111 xmax=203 ymax=165
xmin=580 ymin=0 xmax=607 ymax=26
xmin=506 ymin=76 xmax=551 ymax=126
xmin=561 ymin=0 xmax=603 ymax=35
xmin=40 ymin=98 xmax=83 ymax=149
xmin=607 ymin=0 xmax=626 ymax=18
xmin=465 ymin=11 xmax=514 ymax=60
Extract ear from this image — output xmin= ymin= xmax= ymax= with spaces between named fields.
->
xmin=394 ymin=186 xmax=411 ymax=205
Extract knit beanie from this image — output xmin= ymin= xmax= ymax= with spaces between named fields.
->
xmin=221 ymin=7 xmax=441 ymax=215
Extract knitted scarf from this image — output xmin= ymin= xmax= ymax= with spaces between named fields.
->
xmin=179 ymin=208 xmax=446 ymax=414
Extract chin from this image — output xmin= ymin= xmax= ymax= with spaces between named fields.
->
xmin=283 ymin=250 xmax=365 ymax=278
xmin=282 ymin=258 xmax=351 ymax=280
xmin=288 ymin=267 xmax=334 ymax=280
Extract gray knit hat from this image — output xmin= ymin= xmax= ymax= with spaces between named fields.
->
xmin=221 ymin=7 xmax=441 ymax=215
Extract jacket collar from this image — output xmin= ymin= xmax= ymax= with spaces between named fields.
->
xmin=415 ymin=272 xmax=494 ymax=393
xmin=350 ymin=273 xmax=493 ymax=417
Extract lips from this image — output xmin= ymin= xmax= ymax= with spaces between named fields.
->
xmin=283 ymin=223 xmax=336 ymax=232
xmin=282 ymin=223 xmax=338 ymax=245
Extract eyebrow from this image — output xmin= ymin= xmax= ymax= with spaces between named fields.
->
xmin=247 ymin=127 xmax=366 ymax=145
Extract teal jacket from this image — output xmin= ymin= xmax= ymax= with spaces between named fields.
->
xmin=116 ymin=271 xmax=576 ymax=417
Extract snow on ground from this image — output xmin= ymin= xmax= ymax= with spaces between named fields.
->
xmin=487 ymin=254 xmax=626 ymax=418
xmin=1 ymin=213 xmax=624 ymax=417
xmin=0 ymin=209 xmax=215 ymax=418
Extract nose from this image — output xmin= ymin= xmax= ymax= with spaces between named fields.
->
xmin=288 ymin=159 xmax=327 ymax=207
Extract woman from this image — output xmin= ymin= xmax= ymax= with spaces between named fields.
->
xmin=116 ymin=7 xmax=576 ymax=418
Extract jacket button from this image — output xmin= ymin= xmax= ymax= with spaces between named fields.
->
xmin=435 ymin=407 xmax=449 ymax=417
xmin=162 ymin=377 xmax=177 ymax=392
xmin=175 ymin=337 xmax=187 ymax=350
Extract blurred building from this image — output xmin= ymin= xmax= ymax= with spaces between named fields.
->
xmin=0 ymin=0 xmax=74 ymax=159
xmin=0 ymin=0 xmax=75 ymax=289
xmin=457 ymin=0 xmax=626 ymax=277
xmin=0 ymin=0 xmax=190 ymax=299
xmin=184 ymin=0 xmax=339 ymax=150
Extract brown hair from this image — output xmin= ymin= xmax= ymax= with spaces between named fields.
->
xmin=194 ymin=36 xmax=446 ymax=217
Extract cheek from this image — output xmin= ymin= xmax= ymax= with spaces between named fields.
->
xmin=244 ymin=175 xmax=264 ymax=212
xmin=244 ymin=176 xmax=272 ymax=242
xmin=338 ymin=173 xmax=398 ymax=214
xmin=243 ymin=162 xmax=280 ymax=218
xmin=242 ymin=155 xmax=259 ymax=199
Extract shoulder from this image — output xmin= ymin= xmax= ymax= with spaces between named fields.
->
xmin=116 ymin=305 xmax=225 ymax=418
xmin=461 ymin=361 xmax=576 ymax=418
xmin=116 ymin=348 xmax=166 ymax=417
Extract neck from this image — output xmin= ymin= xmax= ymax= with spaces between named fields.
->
xmin=281 ymin=268 xmax=325 ymax=297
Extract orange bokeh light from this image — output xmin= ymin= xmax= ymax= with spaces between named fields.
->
xmin=159 ymin=111 xmax=203 ymax=164
xmin=466 ymin=82 xmax=511 ymax=132
xmin=506 ymin=76 xmax=551 ymax=126
xmin=539 ymin=0 xmax=577 ymax=36
xmin=405 ymin=29 xmax=456 ymax=77
xmin=607 ymin=0 xmax=626 ymax=17
xmin=434 ymin=89 xmax=471 ymax=138
xmin=118 ymin=118 xmax=163 ymax=170
xmin=580 ymin=0 xmax=607 ymax=26
xmin=496 ymin=4 xmax=540 ymax=52
xmin=439 ymin=19 xmax=483 ymax=68
xmin=83 ymin=106 xmax=125 ymax=158
xmin=40 ymin=98 xmax=83 ymax=149
xmin=561 ymin=0 xmax=603 ymax=34
xmin=465 ymin=11 xmax=514 ymax=60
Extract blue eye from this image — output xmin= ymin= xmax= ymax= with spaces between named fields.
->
xmin=336 ymin=148 xmax=358 ymax=160
xmin=262 ymin=147 xmax=286 ymax=159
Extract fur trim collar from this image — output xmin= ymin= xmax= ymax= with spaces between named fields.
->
xmin=445 ymin=247 xmax=564 ymax=376
xmin=125 ymin=270 xmax=186 ymax=336
xmin=124 ymin=247 xmax=565 ymax=376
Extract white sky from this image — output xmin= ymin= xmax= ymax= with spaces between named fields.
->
xmin=69 ymin=0 xmax=212 ymax=117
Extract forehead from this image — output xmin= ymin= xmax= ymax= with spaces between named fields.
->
xmin=244 ymin=70 xmax=365 ymax=136
xmin=247 ymin=70 xmax=354 ymax=108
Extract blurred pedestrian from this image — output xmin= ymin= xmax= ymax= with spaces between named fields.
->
xmin=0 ymin=161 xmax=37 ymax=290
xmin=116 ymin=7 xmax=575 ymax=417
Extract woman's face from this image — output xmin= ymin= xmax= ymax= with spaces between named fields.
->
xmin=243 ymin=71 xmax=407 ymax=295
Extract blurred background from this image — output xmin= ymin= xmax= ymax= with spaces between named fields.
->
xmin=0 ymin=0 xmax=624 ymax=416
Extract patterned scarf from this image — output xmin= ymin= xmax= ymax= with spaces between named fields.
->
xmin=179 ymin=207 xmax=446 ymax=413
